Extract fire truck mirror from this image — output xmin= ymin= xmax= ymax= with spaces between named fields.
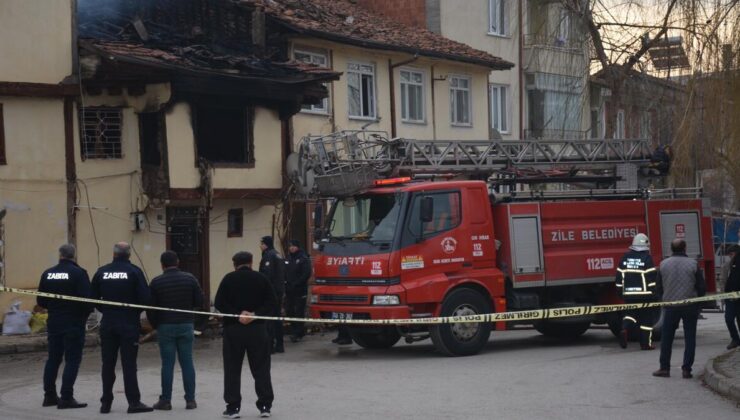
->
xmin=313 ymin=202 xmax=324 ymax=240
xmin=420 ymin=196 xmax=434 ymax=223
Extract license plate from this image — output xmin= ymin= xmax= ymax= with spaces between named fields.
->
xmin=331 ymin=312 xmax=353 ymax=320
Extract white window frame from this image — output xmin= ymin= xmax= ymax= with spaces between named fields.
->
xmin=489 ymin=84 xmax=509 ymax=134
xmin=488 ymin=0 xmax=507 ymax=36
xmin=557 ymin=9 xmax=571 ymax=45
xmin=615 ymin=109 xmax=625 ymax=138
xmin=399 ymin=68 xmax=426 ymax=124
xmin=639 ymin=111 xmax=651 ymax=139
xmin=294 ymin=48 xmax=330 ymax=115
xmin=450 ymin=75 xmax=473 ymax=127
xmin=347 ymin=61 xmax=377 ymax=120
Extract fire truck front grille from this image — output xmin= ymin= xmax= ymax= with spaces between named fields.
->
xmin=319 ymin=294 xmax=369 ymax=303
xmin=314 ymin=277 xmax=400 ymax=286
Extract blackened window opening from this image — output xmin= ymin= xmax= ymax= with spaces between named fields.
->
xmin=80 ymin=107 xmax=123 ymax=159
xmin=139 ymin=112 xmax=164 ymax=166
xmin=227 ymin=208 xmax=243 ymax=237
xmin=196 ymin=105 xmax=253 ymax=164
xmin=0 ymin=103 xmax=6 ymax=165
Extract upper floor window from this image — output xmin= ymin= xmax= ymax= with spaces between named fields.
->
xmin=400 ymin=69 xmax=425 ymax=123
xmin=227 ymin=208 xmax=244 ymax=237
xmin=615 ymin=109 xmax=626 ymax=138
xmin=640 ymin=112 xmax=651 ymax=139
xmin=557 ymin=9 xmax=571 ymax=46
xmin=489 ymin=0 xmax=507 ymax=36
xmin=347 ymin=62 xmax=376 ymax=119
xmin=80 ymin=107 xmax=123 ymax=160
xmin=294 ymin=49 xmax=330 ymax=114
xmin=450 ymin=76 xmax=472 ymax=126
xmin=490 ymin=84 xmax=509 ymax=133
xmin=195 ymin=105 xmax=254 ymax=165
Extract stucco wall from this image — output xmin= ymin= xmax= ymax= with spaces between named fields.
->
xmin=0 ymin=0 xmax=73 ymax=83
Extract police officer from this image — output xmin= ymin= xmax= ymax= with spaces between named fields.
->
xmin=259 ymin=236 xmax=285 ymax=353
xmin=37 ymin=244 xmax=92 ymax=409
xmin=615 ymin=233 xmax=659 ymax=350
xmin=285 ymin=240 xmax=312 ymax=342
xmin=90 ymin=242 xmax=153 ymax=414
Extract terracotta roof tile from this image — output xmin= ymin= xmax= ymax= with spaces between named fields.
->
xmin=246 ymin=0 xmax=514 ymax=69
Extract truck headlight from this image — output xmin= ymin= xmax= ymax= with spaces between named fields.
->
xmin=309 ymin=294 xmax=318 ymax=304
xmin=372 ymin=295 xmax=400 ymax=305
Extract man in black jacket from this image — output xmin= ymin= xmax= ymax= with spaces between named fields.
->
xmin=215 ymin=251 xmax=277 ymax=419
xmin=725 ymin=250 xmax=740 ymax=349
xmin=147 ymin=251 xmax=204 ymax=411
xmin=285 ymin=240 xmax=312 ymax=342
xmin=90 ymin=242 xmax=153 ymax=414
xmin=37 ymin=244 xmax=92 ymax=409
xmin=259 ymin=236 xmax=285 ymax=353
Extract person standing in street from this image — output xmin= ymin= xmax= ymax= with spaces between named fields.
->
xmin=147 ymin=251 xmax=204 ymax=411
xmin=615 ymin=233 xmax=659 ymax=350
xmin=724 ymin=246 xmax=740 ymax=349
xmin=285 ymin=240 xmax=312 ymax=343
xmin=90 ymin=242 xmax=153 ymax=414
xmin=653 ymin=239 xmax=706 ymax=379
xmin=37 ymin=244 xmax=92 ymax=409
xmin=215 ymin=251 xmax=277 ymax=419
xmin=259 ymin=236 xmax=285 ymax=353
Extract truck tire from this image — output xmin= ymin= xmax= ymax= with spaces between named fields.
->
xmin=350 ymin=327 xmax=401 ymax=349
xmin=534 ymin=321 xmax=590 ymax=338
xmin=430 ymin=288 xmax=492 ymax=356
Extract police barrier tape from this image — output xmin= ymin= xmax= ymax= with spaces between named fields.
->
xmin=1 ymin=286 xmax=739 ymax=325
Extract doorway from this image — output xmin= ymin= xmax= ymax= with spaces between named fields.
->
xmin=166 ymin=206 xmax=210 ymax=305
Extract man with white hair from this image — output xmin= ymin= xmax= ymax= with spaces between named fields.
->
xmin=615 ymin=233 xmax=659 ymax=350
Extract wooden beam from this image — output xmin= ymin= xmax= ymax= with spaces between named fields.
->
xmin=0 ymin=82 xmax=79 ymax=97
xmin=169 ymin=188 xmax=282 ymax=200
xmin=64 ymin=98 xmax=77 ymax=246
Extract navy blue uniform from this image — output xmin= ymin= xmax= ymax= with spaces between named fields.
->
xmin=90 ymin=257 xmax=151 ymax=405
xmin=285 ymin=249 xmax=312 ymax=338
xmin=260 ymin=248 xmax=285 ymax=351
xmin=37 ymin=259 xmax=92 ymax=401
xmin=615 ymin=249 xmax=659 ymax=348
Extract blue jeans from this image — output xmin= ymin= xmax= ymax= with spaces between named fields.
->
xmin=44 ymin=324 xmax=85 ymax=400
xmin=157 ymin=323 xmax=196 ymax=402
xmin=725 ymin=299 xmax=740 ymax=342
xmin=660 ymin=305 xmax=699 ymax=372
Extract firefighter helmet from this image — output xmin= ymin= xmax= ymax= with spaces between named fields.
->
xmin=630 ymin=233 xmax=650 ymax=251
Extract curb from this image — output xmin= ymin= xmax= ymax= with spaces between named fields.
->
xmin=703 ymin=349 xmax=740 ymax=403
xmin=0 ymin=334 xmax=99 ymax=355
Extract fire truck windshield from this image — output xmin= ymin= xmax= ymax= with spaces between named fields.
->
xmin=328 ymin=193 xmax=404 ymax=243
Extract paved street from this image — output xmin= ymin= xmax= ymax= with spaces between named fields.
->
xmin=1 ymin=313 xmax=738 ymax=420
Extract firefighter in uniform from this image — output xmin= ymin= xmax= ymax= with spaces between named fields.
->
xmin=90 ymin=242 xmax=153 ymax=414
xmin=615 ymin=233 xmax=659 ymax=350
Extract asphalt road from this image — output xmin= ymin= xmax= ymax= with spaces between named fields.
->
xmin=1 ymin=312 xmax=738 ymax=420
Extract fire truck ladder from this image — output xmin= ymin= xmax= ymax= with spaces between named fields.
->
xmin=287 ymin=130 xmax=654 ymax=197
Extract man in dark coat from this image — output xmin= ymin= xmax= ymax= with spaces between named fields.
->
xmin=285 ymin=240 xmax=312 ymax=342
xmin=259 ymin=236 xmax=285 ymax=353
xmin=37 ymin=244 xmax=92 ymax=409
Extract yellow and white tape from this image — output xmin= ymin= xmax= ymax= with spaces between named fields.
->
xmin=1 ymin=286 xmax=738 ymax=325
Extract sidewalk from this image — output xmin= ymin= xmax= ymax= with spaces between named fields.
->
xmin=704 ymin=348 xmax=740 ymax=403
xmin=0 ymin=332 xmax=98 ymax=355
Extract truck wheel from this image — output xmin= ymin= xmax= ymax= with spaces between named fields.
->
xmin=430 ymin=288 xmax=492 ymax=356
xmin=350 ymin=327 xmax=401 ymax=349
xmin=535 ymin=321 xmax=590 ymax=338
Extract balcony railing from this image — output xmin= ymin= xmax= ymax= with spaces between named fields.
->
xmin=523 ymin=34 xmax=584 ymax=52
xmin=524 ymin=129 xmax=589 ymax=140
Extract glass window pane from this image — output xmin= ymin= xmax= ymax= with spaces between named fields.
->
xmin=412 ymin=72 xmax=422 ymax=84
xmin=401 ymin=85 xmax=408 ymax=120
xmin=295 ymin=52 xmax=311 ymax=62
xmin=500 ymin=87 xmax=507 ymax=131
xmin=400 ymin=71 xmax=410 ymax=82
xmin=348 ymin=72 xmax=361 ymax=116
xmin=413 ymin=85 xmax=423 ymax=120
xmin=491 ymin=87 xmax=499 ymax=129
xmin=450 ymin=78 xmax=459 ymax=88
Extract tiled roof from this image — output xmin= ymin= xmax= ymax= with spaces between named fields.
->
xmin=247 ymin=0 xmax=514 ymax=69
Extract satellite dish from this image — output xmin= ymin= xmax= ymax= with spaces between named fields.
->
xmin=286 ymin=153 xmax=301 ymax=178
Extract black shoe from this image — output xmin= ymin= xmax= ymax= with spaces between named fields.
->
xmin=274 ymin=346 xmax=285 ymax=353
xmin=727 ymin=340 xmax=740 ymax=350
xmin=42 ymin=395 xmax=59 ymax=407
xmin=652 ymin=369 xmax=670 ymax=378
xmin=152 ymin=399 xmax=171 ymax=411
xmin=58 ymin=398 xmax=87 ymax=409
xmin=186 ymin=400 xmax=197 ymax=410
xmin=259 ymin=407 xmax=271 ymax=418
xmin=100 ymin=402 xmax=112 ymax=414
xmin=618 ymin=329 xmax=628 ymax=349
xmin=335 ymin=338 xmax=352 ymax=345
xmin=682 ymin=369 xmax=693 ymax=379
xmin=127 ymin=401 xmax=154 ymax=413
xmin=331 ymin=337 xmax=341 ymax=344
xmin=223 ymin=407 xmax=240 ymax=418
xmin=290 ymin=335 xmax=301 ymax=343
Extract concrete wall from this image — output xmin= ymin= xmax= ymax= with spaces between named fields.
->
xmin=289 ymin=38 xmax=493 ymax=149
xmin=0 ymin=0 xmax=73 ymax=83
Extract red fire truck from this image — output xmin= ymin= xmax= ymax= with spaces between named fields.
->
xmin=289 ymin=131 xmax=715 ymax=356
